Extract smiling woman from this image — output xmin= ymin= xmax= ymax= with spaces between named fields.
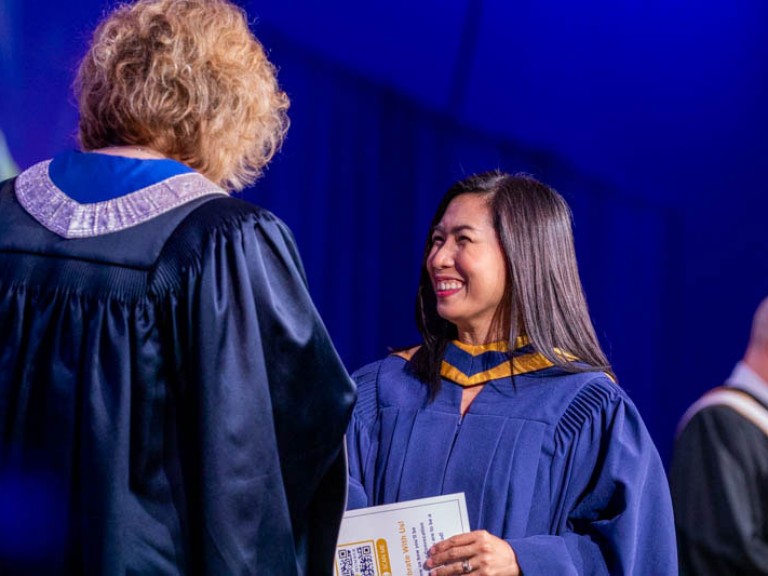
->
xmin=345 ymin=170 xmax=677 ymax=575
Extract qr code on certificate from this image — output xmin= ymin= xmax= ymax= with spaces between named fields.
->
xmin=336 ymin=541 xmax=377 ymax=576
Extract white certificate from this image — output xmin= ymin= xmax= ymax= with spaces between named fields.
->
xmin=334 ymin=493 xmax=470 ymax=576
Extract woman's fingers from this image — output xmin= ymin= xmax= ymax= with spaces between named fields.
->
xmin=425 ymin=530 xmax=520 ymax=576
xmin=427 ymin=539 xmax=476 ymax=567
xmin=425 ymin=531 xmax=482 ymax=573
xmin=427 ymin=559 xmax=475 ymax=575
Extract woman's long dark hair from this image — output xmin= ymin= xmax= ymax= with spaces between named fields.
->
xmin=410 ymin=170 xmax=615 ymax=394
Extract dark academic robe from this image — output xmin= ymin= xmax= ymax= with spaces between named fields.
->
xmin=346 ymin=343 xmax=677 ymax=575
xmin=0 ymin=152 xmax=356 ymax=575
xmin=671 ymin=363 xmax=768 ymax=575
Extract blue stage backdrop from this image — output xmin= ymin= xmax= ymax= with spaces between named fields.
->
xmin=2 ymin=0 xmax=768 ymax=465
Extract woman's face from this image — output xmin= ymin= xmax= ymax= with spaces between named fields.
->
xmin=427 ymin=193 xmax=508 ymax=344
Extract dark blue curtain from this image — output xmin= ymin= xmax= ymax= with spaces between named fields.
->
xmin=247 ymin=26 xmax=684 ymax=460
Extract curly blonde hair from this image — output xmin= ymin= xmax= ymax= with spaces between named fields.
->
xmin=75 ymin=0 xmax=289 ymax=191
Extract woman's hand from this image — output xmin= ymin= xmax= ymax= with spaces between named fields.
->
xmin=424 ymin=530 xmax=520 ymax=576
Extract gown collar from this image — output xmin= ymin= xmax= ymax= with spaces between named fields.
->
xmin=14 ymin=152 xmax=227 ymax=239
xmin=441 ymin=338 xmax=563 ymax=387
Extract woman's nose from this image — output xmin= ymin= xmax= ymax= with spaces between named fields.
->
xmin=430 ymin=243 xmax=455 ymax=269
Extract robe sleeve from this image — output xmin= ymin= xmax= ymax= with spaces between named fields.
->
xmin=508 ymin=378 xmax=677 ymax=575
xmin=670 ymin=404 xmax=768 ymax=575
xmin=345 ymin=360 xmax=382 ymax=510
xmin=172 ymin=204 xmax=356 ymax=574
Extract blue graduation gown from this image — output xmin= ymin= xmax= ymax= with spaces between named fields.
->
xmin=346 ymin=353 xmax=677 ymax=575
xmin=0 ymin=153 xmax=356 ymax=575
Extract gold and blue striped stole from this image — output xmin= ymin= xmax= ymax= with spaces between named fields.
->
xmin=440 ymin=338 xmax=563 ymax=387
xmin=393 ymin=339 xmax=580 ymax=386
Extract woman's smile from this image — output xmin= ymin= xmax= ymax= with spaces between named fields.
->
xmin=434 ymin=277 xmax=464 ymax=297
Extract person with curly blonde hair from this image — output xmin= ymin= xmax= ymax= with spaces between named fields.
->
xmin=75 ymin=0 xmax=289 ymax=190
xmin=0 ymin=1 xmax=355 ymax=574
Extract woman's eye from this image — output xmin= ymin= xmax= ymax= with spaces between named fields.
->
xmin=431 ymin=235 xmax=444 ymax=245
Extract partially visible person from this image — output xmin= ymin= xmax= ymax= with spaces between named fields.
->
xmin=671 ymin=296 xmax=768 ymax=575
xmin=0 ymin=1 xmax=355 ymax=574
xmin=346 ymin=171 xmax=677 ymax=575
xmin=0 ymin=129 xmax=18 ymax=180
